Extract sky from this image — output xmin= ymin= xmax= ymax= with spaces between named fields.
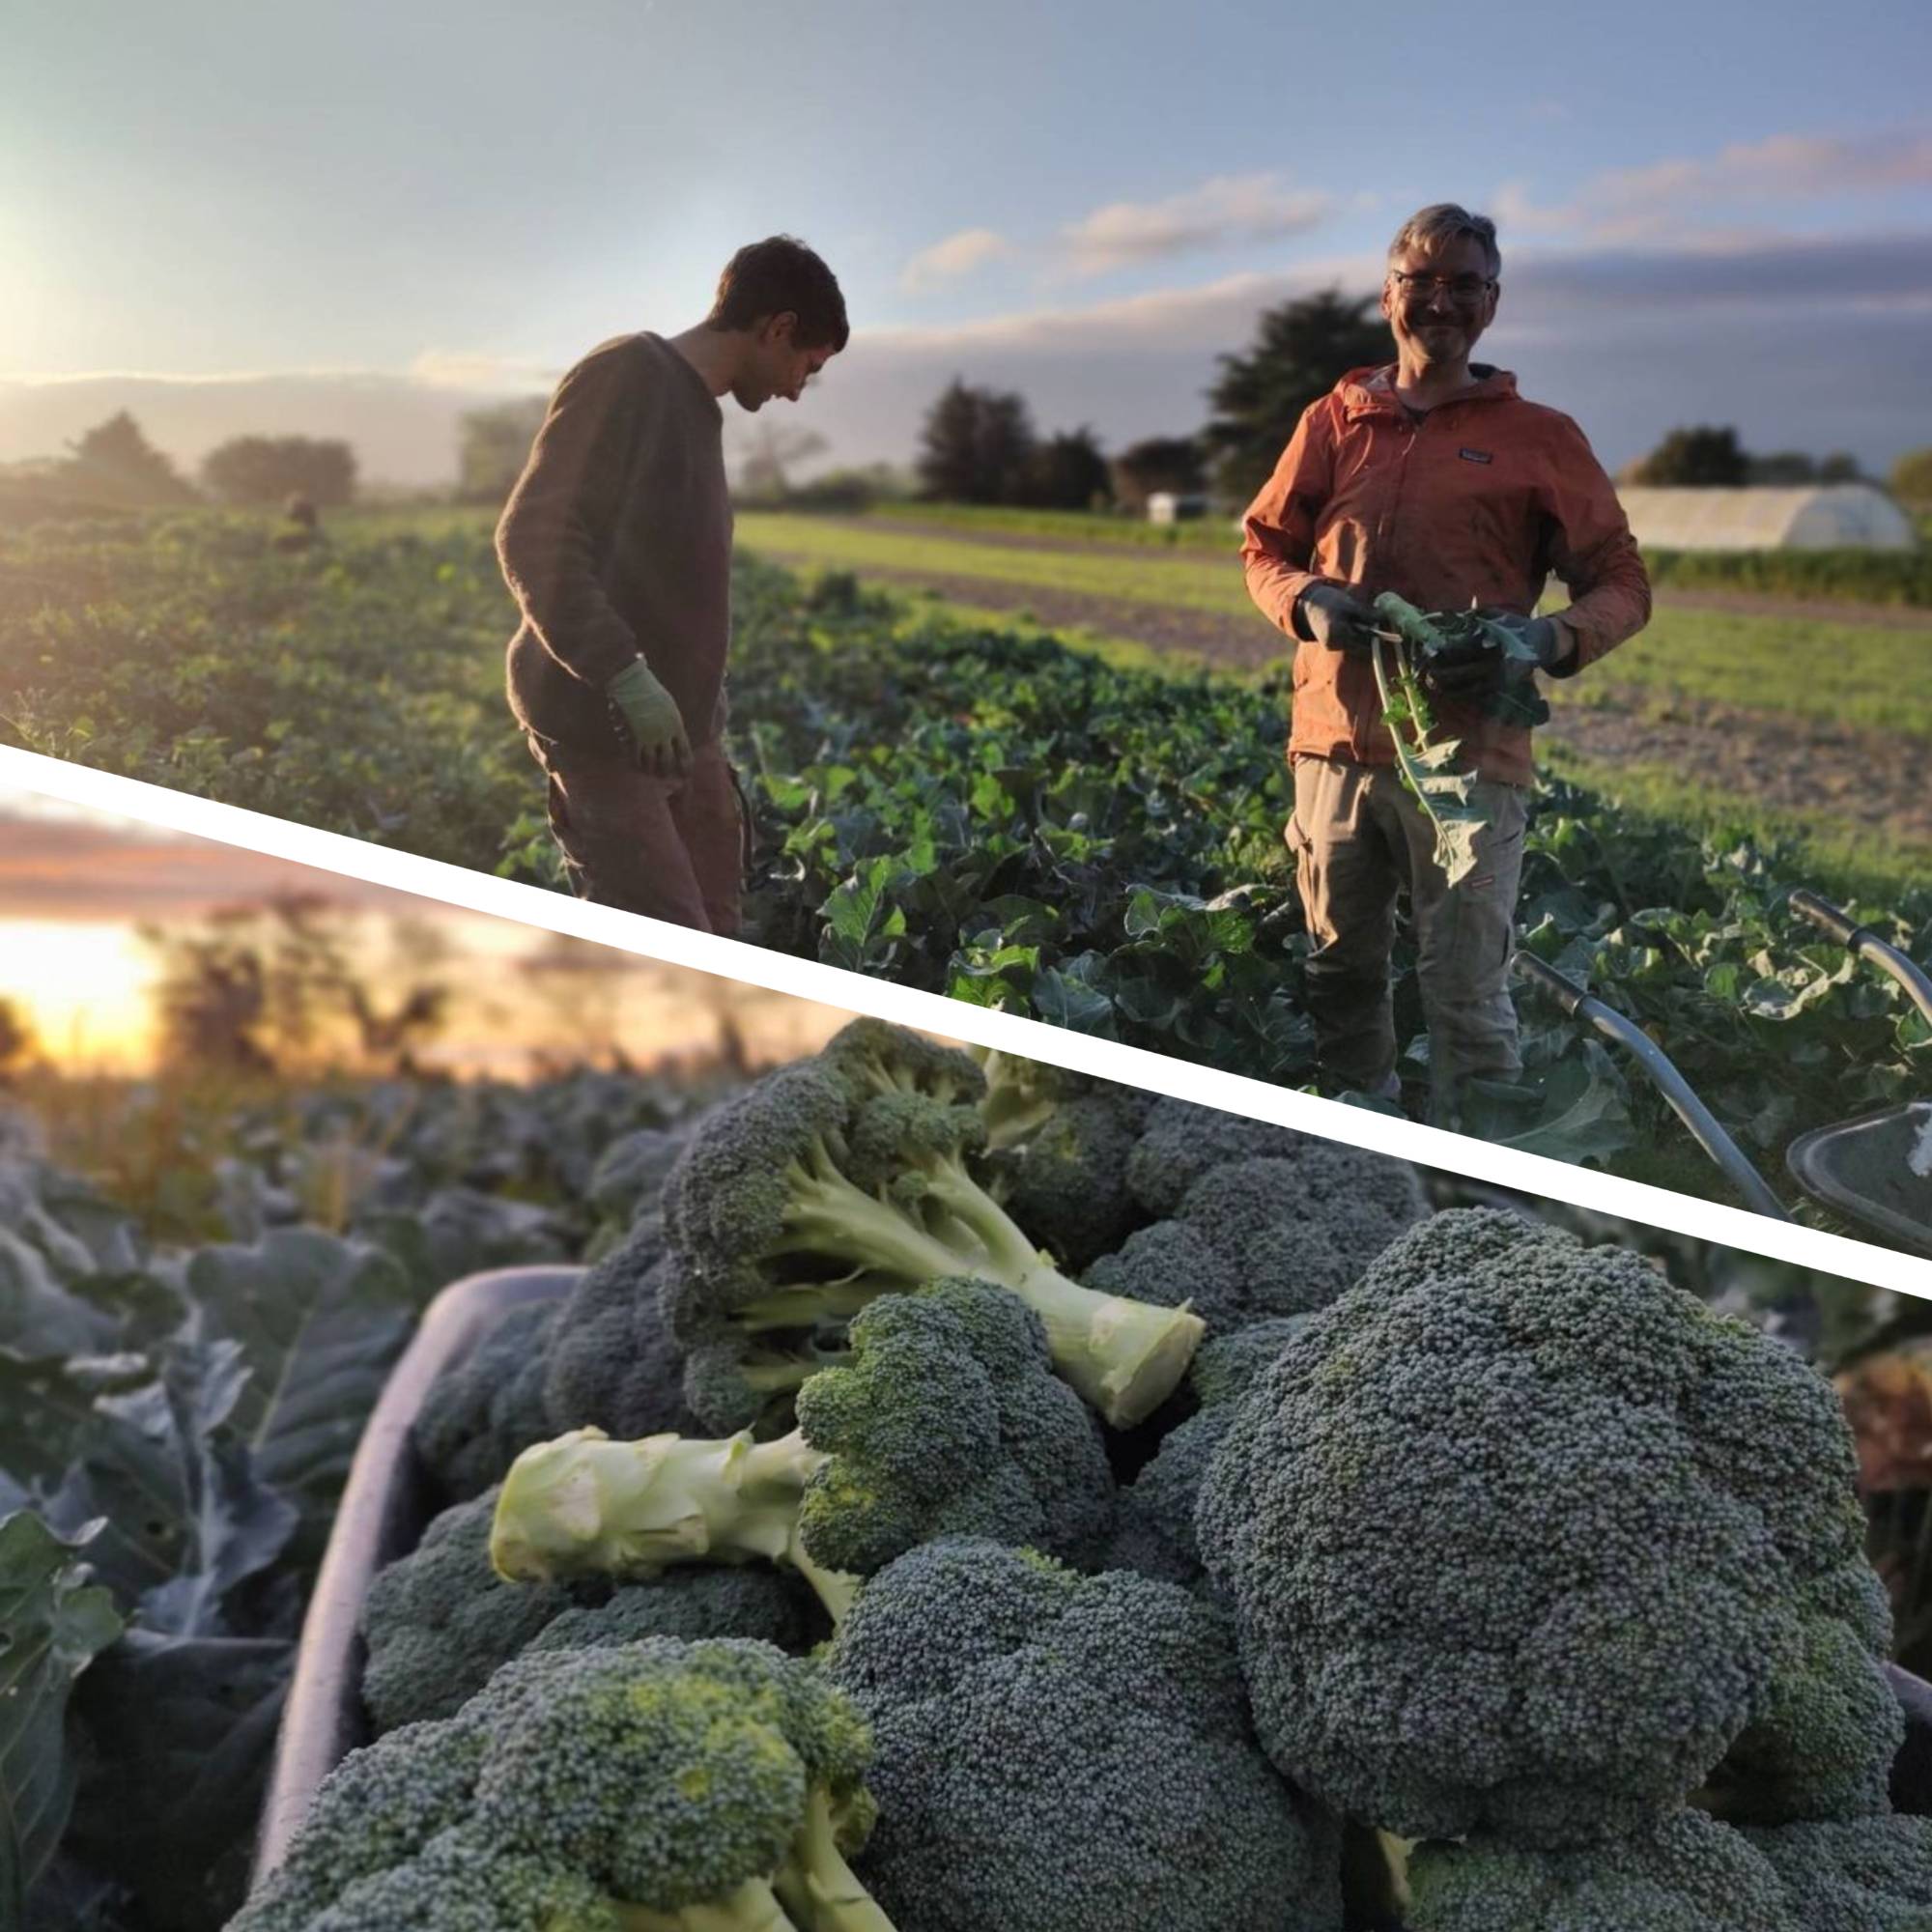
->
xmin=5 ymin=0 xmax=1931 ymax=483
xmin=0 ymin=786 xmax=848 ymax=1073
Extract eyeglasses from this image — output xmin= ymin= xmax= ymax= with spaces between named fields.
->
xmin=1388 ymin=270 xmax=1494 ymax=302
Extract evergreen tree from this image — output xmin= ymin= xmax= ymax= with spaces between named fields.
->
xmin=1201 ymin=288 xmax=1390 ymax=504
xmin=915 ymin=378 xmax=1036 ymax=503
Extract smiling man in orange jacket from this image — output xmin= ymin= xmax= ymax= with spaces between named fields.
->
xmin=1241 ymin=202 xmax=1651 ymax=1111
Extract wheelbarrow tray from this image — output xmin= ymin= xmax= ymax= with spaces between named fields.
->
xmin=1786 ymin=1099 xmax=1932 ymax=1256
xmin=250 ymin=1262 xmax=582 ymax=1888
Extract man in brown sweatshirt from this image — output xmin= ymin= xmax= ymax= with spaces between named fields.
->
xmin=498 ymin=236 xmax=848 ymax=935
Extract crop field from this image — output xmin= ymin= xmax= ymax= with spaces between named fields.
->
xmin=736 ymin=509 xmax=1932 ymax=867
xmin=2 ymin=505 xmax=1928 ymax=1216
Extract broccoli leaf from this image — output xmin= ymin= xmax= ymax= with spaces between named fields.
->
xmin=183 ymin=1229 xmax=413 ymax=1545
xmin=0 ymin=1513 xmax=124 ymax=1918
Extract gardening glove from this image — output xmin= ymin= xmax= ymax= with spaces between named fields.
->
xmin=606 ymin=657 xmax=692 ymax=778
xmin=1428 ymin=611 xmax=1569 ymax=700
xmin=1294 ymin=582 xmax=1379 ymax=654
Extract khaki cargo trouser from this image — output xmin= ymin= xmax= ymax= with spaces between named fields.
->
xmin=525 ymin=732 xmax=745 ymax=937
xmin=1287 ymin=754 xmax=1528 ymax=1097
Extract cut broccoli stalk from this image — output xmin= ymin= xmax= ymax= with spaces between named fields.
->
xmin=772 ymin=1787 xmax=899 ymax=1932
xmin=748 ymin=1131 xmax=1203 ymax=1428
xmin=491 ymin=1426 xmax=858 ymax=1625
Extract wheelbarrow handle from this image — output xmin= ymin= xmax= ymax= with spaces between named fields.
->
xmin=1514 ymin=950 xmax=1590 ymax=1018
xmin=1512 ymin=952 xmax=1792 ymax=1221
xmin=1789 ymin=889 xmax=1864 ymax=949
xmin=1789 ymin=889 xmax=1932 ymax=1032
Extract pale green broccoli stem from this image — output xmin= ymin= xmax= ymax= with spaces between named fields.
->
xmin=623 ymin=1877 xmax=804 ymax=1932
xmin=752 ymin=1133 xmax=1201 ymax=1427
xmin=490 ymin=1427 xmax=857 ymax=1623
xmin=773 ymin=1787 xmax=898 ymax=1932
xmin=915 ymin=1154 xmax=1205 ymax=1428
xmin=734 ymin=1348 xmax=852 ymax=1391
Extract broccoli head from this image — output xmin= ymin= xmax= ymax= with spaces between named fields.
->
xmin=360 ymin=1487 xmax=581 ymax=1733
xmin=821 ymin=1537 xmax=1342 ymax=1932
xmin=1406 ymin=1809 xmax=1801 ymax=1932
xmin=412 ymin=1297 xmax=561 ymax=1500
xmin=236 ymin=1639 xmax=896 ymax=1932
xmin=1126 ymin=1094 xmax=1420 ymax=1217
xmin=984 ymin=1083 xmax=1153 ymax=1272
xmin=1087 ymin=1147 xmax=1427 ymax=1336
xmin=1105 ymin=1315 xmax=1310 ymax=1588
xmin=492 ymin=1280 xmax=1117 ymax=1625
xmin=1196 ymin=1208 xmax=1896 ymax=1850
xmin=659 ymin=1018 xmax=1202 ymax=1429
xmin=1744 ymin=1811 xmax=1932 ymax=1930
xmin=360 ymin=1486 xmax=818 ymax=1734
xmin=542 ymin=1214 xmax=704 ymax=1441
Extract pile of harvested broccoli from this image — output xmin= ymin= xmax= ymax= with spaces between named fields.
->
xmin=235 ymin=1021 xmax=1932 ymax=1932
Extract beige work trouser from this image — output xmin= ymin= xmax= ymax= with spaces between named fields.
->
xmin=1287 ymin=755 xmax=1528 ymax=1099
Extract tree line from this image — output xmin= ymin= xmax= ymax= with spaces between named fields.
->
xmin=14 ymin=300 xmax=1932 ymax=522
xmin=5 ymin=411 xmax=358 ymax=513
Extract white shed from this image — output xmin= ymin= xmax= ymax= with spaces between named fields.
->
xmin=1147 ymin=491 xmax=1209 ymax=525
xmin=1615 ymin=483 xmax=1918 ymax=553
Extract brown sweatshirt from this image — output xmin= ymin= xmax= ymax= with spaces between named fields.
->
xmin=499 ymin=331 xmax=733 ymax=753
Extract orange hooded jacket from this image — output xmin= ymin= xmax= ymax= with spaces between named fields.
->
xmin=1241 ymin=362 xmax=1651 ymax=784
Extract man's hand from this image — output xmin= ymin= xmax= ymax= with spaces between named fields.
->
xmin=1295 ymin=582 xmax=1379 ymax=654
xmin=1426 ymin=611 xmax=1571 ymax=700
xmin=1482 ymin=611 xmax=1571 ymax=670
xmin=606 ymin=657 xmax=692 ymax=778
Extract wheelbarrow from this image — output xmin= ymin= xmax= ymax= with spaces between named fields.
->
xmin=251 ymin=1269 xmax=1932 ymax=1932
xmin=1515 ymin=889 xmax=1932 ymax=1252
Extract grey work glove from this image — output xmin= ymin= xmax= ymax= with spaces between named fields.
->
xmin=1426 ymin=611 xmax=1570 ymax=699
xmin=1294 ymin=582 xmax=1379 ymax=654
xmin=606 ymin=657 xmax=692 ymax=778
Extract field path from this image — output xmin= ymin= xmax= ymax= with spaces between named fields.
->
xmin=743 ymin=532 xmax=1932 ymax=851
xmin=809 ymin=514 xmax=1932 ymax=632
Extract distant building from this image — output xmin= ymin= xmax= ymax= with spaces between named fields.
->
xmin=1147 ymin=491 xmax=1209 ymax=525
xmin=1615 ymin=483 xmax=1918 ymax=552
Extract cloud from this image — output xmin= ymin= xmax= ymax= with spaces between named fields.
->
xmin=1496 ymin=128 xmax=1932 ymax=244
xmin=408 ymin=349 xmax=561 ymax=392
xmin=1054 ymin=173 xmax=1334 ymax=278
xmin=900 ymin=228 xmax=1013 ymax=294
xmin=0 ymin=807 xmax=400 ymax=920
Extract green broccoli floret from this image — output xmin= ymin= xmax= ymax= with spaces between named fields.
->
xmin=659 ymin=1018 xmax=1202 ymax=1429
xmin=1086 ymin=1147 xmax=1424 ymax=1335
xmin=1196 ymin=1208 xmax=1897 ymax=1850
xmin=1126 ymin=1094 xmax=1381 ymax=1215
xmin=1745 ymin=1811 xmax=1932 ymax=1929
xmin=1106 ymin=1316 xmax=1310 ymax=1587
xmin=492 ymin=1279 xmax=1116 ymax=1625
xmin=413 ymin=1298 xmax=562 ymax=1500
xmin=360 ymin=1487 xmax=582 ymax=1733
xmin=821 ymin=1537 xmax=1342 ymax=1932
xmin=1406 ymin=1809 xmax=1800 ymax=1931
xmin=360 ymin=1487 xmax=818 ymax=1735
xmin=233 ymin=1638 xmax=897 ymax=1931
xmin=543 ymin=1215 xmax=705 ymax=1441
xmin=527 ymin=1566 xmax=819 ymax=1661
xmin=984 ymin=1083 xmax=1154 ymax=1271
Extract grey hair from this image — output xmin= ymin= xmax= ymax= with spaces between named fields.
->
xmin=1386 ymin=203 xmax=1501 ymax=280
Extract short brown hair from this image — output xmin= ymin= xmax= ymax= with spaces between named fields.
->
xmin=708 ymin=236 xmax=849 ymax=350
xmin=1386 ymin=204 xmax=1501 ymax=280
